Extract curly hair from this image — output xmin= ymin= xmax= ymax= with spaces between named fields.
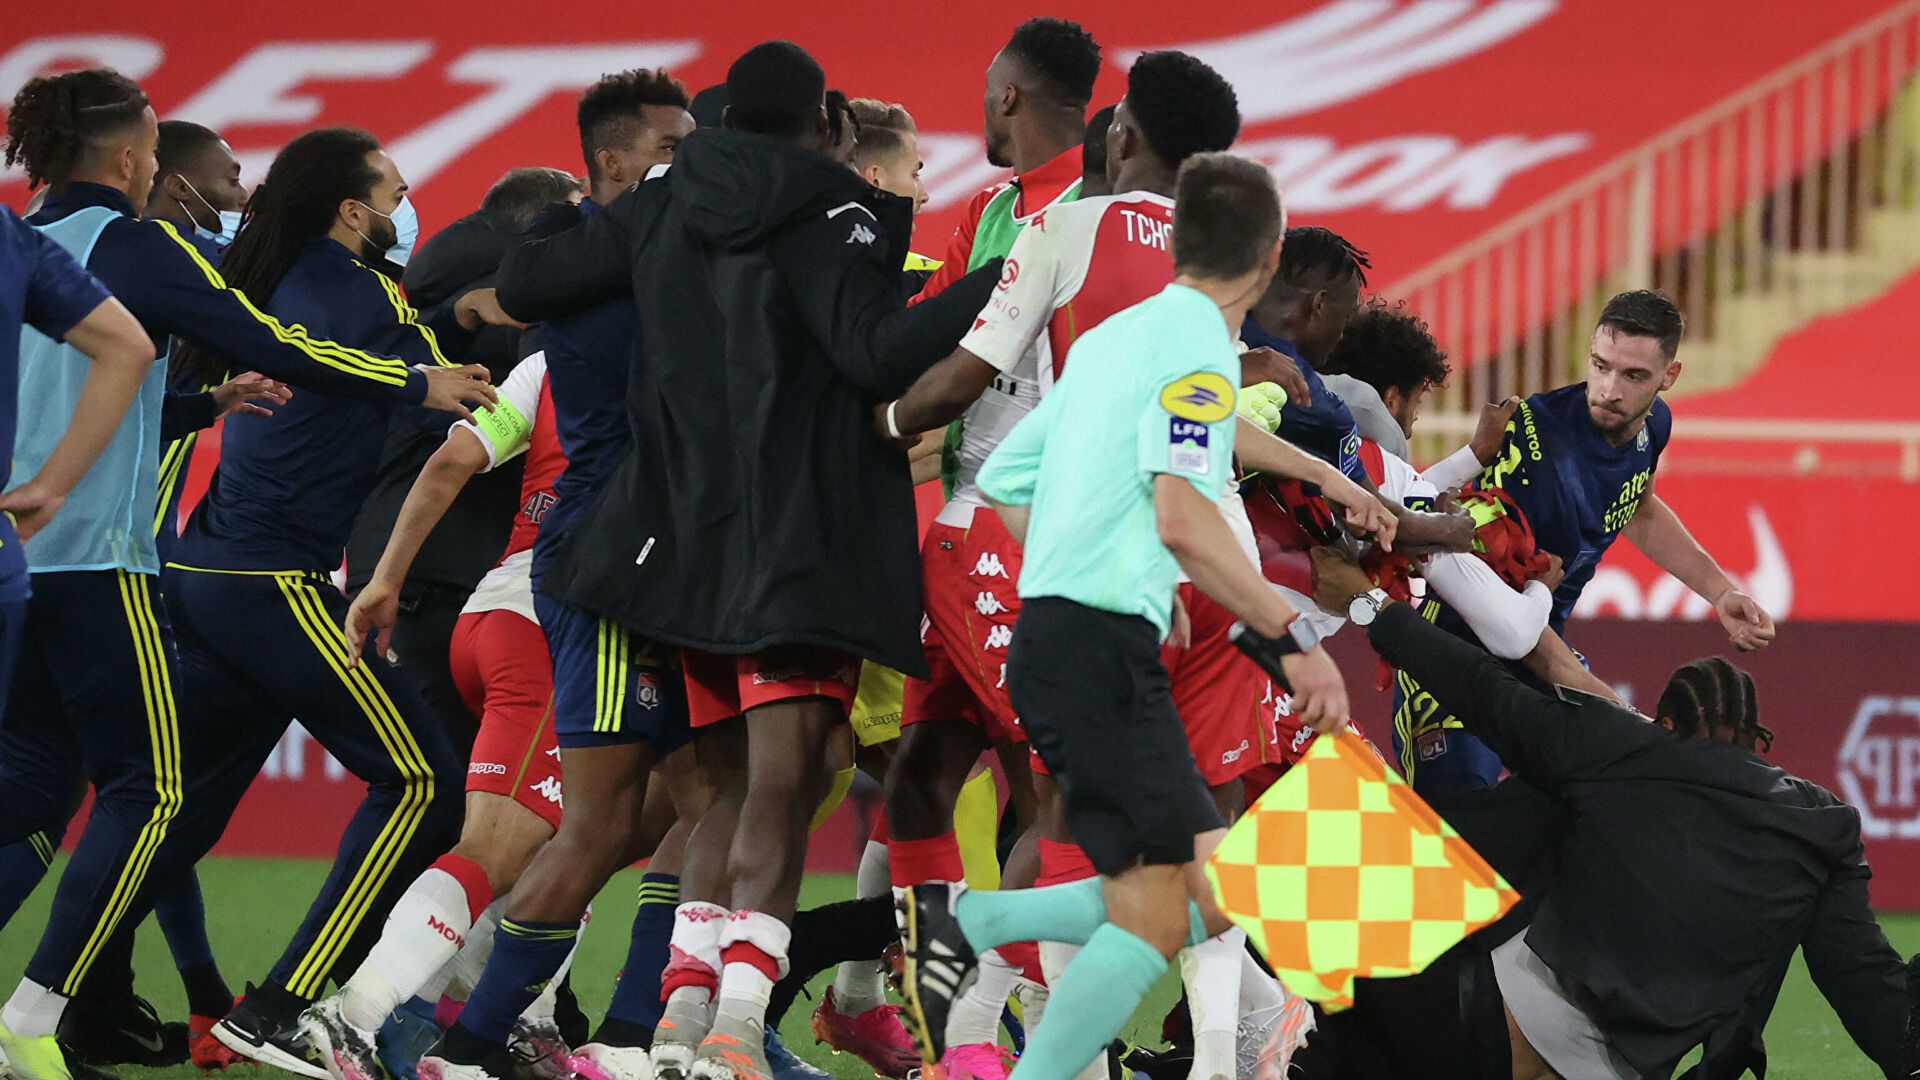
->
xmin=1657 ymin=656 xmax=1772 ymax=753
xmin=5 ymin=67 xmax=149 ymax=189
xmin=1005 ymin=18 xmax=1102 ymax=108
xmin=1323 ymin=298 xmax=1450 ymax=398
xmin=1123 ymin=51 xmax=1240 ymax=169
xmin=577 ymin=67 xmax=691 ymax=179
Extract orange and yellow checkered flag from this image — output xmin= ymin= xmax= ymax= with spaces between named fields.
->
xmin=1204 ymin=729 xmax=1519 ymax=1011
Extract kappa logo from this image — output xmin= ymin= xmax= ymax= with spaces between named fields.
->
xmin=469 ymin=762 xmax=507 ymax=775
xmin=530 ymin=776 xmax=563 ymax=805
xmin=984 ymin=624 xmax=1013 ymax=650
xmin=1221 ymin=739 xmax=1250 ymax=766
xmin=848 ymin=222 xmax=877 ymax=245
xmin=974 ymin=591 xmax=1008 ymax=616
xmin=973 ymin=552 xmax=1009 ymax=578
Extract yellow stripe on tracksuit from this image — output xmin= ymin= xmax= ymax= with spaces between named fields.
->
xmin=366 ymin=269 xmax=455 ymax=368
xmin=1391 ymin=601 xmax=1448 ymax=781
xmin=29 ymin=830 xmax=55 ymax=866
xmin=153 ymin=431 xmax=199 ymax=538
xmin=153 ymin=222 xmax=415 ymax=386
xmin=62 ymin=571 xmax=183 ymax=994
xmin=596 ymin=619 xmax=630 ymax=734
xmin=272 ymin=574 xmax=437 ymax=997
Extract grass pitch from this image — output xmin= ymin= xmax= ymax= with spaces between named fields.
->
xmin=1 ymin=857 xmax=1910 ymax=1079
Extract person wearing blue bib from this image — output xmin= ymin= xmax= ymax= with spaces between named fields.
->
xmin=0 ymin=69 xmax=496 ymax=1080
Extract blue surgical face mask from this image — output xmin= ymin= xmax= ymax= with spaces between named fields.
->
xmin=353 ymin=194 xmax=420 ymax=267
xmin=180 ymin=176 xmax=241 ymax=247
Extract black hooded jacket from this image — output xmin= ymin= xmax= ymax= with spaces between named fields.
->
xmin=496 ymin=128 xmax=998 ymax=674
xmin=1368 ymin=603 xmax=1911 ymax=1080
xmin=344 ymin=208 xmax=532 ymax=593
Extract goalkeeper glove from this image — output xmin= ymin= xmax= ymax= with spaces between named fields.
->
xmin=1237 ymin=381 xmax=1287 ymax=433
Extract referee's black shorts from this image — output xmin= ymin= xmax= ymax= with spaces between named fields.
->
xmin=1007 ymin=596 xmax=1223 ymax=876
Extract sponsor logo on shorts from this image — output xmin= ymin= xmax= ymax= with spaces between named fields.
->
xmin=469 ymin=762 xmax=508 ymax=776
xmin=974 ymin=591 xmax=1008 ymax=616
xmin=530 ymin=776 xmax=563 ymax=805
xmin=1221 ymin=739 xmax=1250 ymax=766
xmin=973 ymin=552 xmax=1009 ymax=578
xmin=984 ymin=625 xmax=1013 ymax=650
xmin=1290 ymin=726 xmax=1314 ymax=753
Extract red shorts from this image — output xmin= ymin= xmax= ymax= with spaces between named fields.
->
xmin=682 ymin=646 xmax=861 ymax=729
xmin=1030 ymin=585 xmax=1270 ymax=787
xmin=1244 ymin=710 xmax=1379 ymax=802
xmin=449 ymin=609 xmax=562 ymax=830
xmin=1163 ymin=584 xmax=1273 ymax=787
xmin=902 ymin=513 xmax=1025 ymax=744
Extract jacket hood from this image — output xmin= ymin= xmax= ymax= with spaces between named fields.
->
xmin=670 ymin=127 xmax=885 ymax=251
xmin=402 ymin=208 xmax=513 ymax=307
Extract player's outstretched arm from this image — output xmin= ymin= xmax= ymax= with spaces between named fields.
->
xmin=1234 ymin=418 xmax=1397 ymax=550
xmin=1623 ymin=490 xmax=1776 ymax=651
xmin=1155 ymin=474 xmax=1347 ymax=732
xmin=0 ymin=296 xmax=156 ymax=539
xmin=1520 ymin=629 xmax=1621 ymax=702
xmin=344 ymin=428 xmax=492 ymax=667
xmin=879 ymin=346 xmax=1000 ymax=438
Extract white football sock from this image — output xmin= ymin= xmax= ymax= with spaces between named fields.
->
xmin=945 ymin=945 xmax=1018 ymax=1048
xmin=1238 ymin=951 xmax=1285 ymax=1015
xmin=1181 ymin=929 xmax=1243 ymax=1080
xmin=339 ymin=866 xmax=480 ymax=1030
xmin=1039 ymin=943 xmax=1107 ymax=1080
xmin=444 ymin=900 xmax=505 ymax=1000
xmin=1 ymin=979 xmax=67 ymax=1039
xmin=829 ymin=841 xmax=890 ymax=1016
xmin=714 ymin=911 xmax=790 ymax=1024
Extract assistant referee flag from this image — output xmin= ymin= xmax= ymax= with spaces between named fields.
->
xmin=1205 ymin=730 xmax=1519 ymax=1010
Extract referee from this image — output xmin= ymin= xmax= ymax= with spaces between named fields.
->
xmin=900 ymin=152 xmax=1348 ymax=1080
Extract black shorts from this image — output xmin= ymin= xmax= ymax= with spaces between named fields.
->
xmin=1006 ymin=596 xmax=1223 ymax=876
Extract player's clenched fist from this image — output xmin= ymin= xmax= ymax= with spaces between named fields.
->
xmin=1281 ymin=646 xmax=1348 ymax=734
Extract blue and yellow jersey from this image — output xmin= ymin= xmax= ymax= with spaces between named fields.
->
xmin=173 ymin=236 xmax=466 ymax=573
xmin=23 ymin=184 xmax=431 ymax=576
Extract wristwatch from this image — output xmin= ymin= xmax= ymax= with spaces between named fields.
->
xmin=1274 ymin=614 xmax=1321 ymax=656
xmin=1347 ymin=588 xmax=1391 ymax=626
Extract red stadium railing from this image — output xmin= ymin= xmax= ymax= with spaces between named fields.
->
xmin=1388 ymin=1 xmax=1920 ymax=463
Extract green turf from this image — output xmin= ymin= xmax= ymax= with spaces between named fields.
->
xmin=1 ymin=857 xmax=1912 ymax=1079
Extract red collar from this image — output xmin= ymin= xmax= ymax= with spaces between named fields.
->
xmin=1012 ymin=144 xmax=1084 ymax=216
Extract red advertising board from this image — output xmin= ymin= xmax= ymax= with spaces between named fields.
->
xmin=1323 ymin=619 xmax=1920 ymax=908
xmin=1 ymin=0 xmax=1898 ymax=286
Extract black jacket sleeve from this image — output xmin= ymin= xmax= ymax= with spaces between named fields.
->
xmin=1366 ymin=602 xmax=1663 ymax=788
xmin=118 ymin=220 xmax=428 ymax=405
xmin=160 ymin=390 xmax=219 ymax=442
xmin=773 ymin=208 xmax=1002 ymax=399
xmin=496 ymin=197 xmax=633 ymax=323
xmin=1801 ymin=838 xmax=1912 ymax=1078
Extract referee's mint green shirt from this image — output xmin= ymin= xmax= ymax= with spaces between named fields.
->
xmin=976 ymin=283 xmax=1239 ymax=637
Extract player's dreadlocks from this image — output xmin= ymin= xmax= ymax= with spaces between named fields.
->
xmin=1657 ymin=656 xmax=1772 ymax=752
xmin=174 ymin=127 xmax=384 ymax=381
xmin=1004 ymin=17 xmax=1102 ymax=109
xmin=1279 ymin=225 xmax=1371 ymax=291
xmin=1324 ymin=298 xmax=1451 ymax=397
xmin=5 ymin=67 xmax=148 ymax=189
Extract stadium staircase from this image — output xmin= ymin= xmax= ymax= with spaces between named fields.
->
xmin=1392 ymin=1 xmax=1920 ymax=463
